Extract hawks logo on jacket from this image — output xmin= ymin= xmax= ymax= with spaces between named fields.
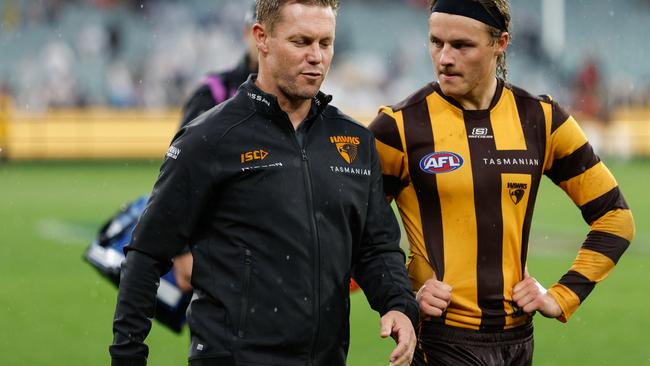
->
xmin=330 ymin=136 xmax=360 ymax=164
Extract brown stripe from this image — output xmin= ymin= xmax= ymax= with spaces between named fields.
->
xmin=580 ymin=187 xmax=629 ymax=224
xmin=583 ymin=230 xmax=630 ymax=264
xmin=510 ymin=92 xmax=548 ymax=272
xmin=402 ymin=98 xmax=445 ymax=282
xmin=465 ymin=111 xmax=505 ymax=331
xmin=545 ymin=142 xmax=600 ymax=185
xmin=550 ymin=100 xmax=570 ymax=134
xmin=369 ymin=112 xmax=403 ymax=152
xmin=558 ymin=270 xmax=595 ymax=302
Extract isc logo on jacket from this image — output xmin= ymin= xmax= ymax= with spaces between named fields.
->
xmin=419 ymin=151 xmax=464 ymax=174
xmin=241 ymin=149 xmax=268 ymax=163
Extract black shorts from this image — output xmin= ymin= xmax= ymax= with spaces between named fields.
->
xmin=412 ymin=321 xmax=534 ymax=366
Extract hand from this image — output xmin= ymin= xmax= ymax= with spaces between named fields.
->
xmin=172 ymin=252 xmax=193 ymax=293
xmin=380 ymin=310 xmax=416 ymax=366
xmin=512 ymin=272 xmax=562 ymax=318
xmin=416 ymin=278 xmax=452 ymax=317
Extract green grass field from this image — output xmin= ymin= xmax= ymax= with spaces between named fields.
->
xmin=1 ymin=159 xmax=648 ymax=365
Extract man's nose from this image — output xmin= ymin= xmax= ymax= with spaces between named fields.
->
xmin=439 ymin=44 xmax=454 ymax=66
xmin=306 ymin=43 xmax=323 ymax=64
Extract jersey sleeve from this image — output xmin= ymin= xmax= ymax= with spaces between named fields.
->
xmin=543 ymin=101 xmax=635 ymax=322
xmin=353 ymin=135 xmax=419 ymax=327
xmin=368 ymin=107 xmax=409 ymax=199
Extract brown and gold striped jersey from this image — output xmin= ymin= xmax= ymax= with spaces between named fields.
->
xmin=369 ymin=80 xmax=635 ymax=331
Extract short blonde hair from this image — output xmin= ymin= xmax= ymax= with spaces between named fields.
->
xmin=256 ymin=0 xmax=339 ymax=33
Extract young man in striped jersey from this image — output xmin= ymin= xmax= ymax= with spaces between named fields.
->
xmin=369 ymin=0 xmax=635 ymax=364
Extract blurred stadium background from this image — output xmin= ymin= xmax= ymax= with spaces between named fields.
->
xmin=0 ymin=0 xmax=648 ymax=365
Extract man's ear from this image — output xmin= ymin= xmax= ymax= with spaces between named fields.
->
xmin=495 ymin=31 xmax=510 ymax=56
xmin=252 ymin=23 xmax=269 ymax=55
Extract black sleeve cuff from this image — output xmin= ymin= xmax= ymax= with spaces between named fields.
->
xmin=111 ymin=357 xmax=146 ymax=366
xmin=386 ymin=296 xmax=420 ymax=328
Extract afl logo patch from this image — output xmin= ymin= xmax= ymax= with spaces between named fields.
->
xmin=419 ymin=151 xmax=464 ymax=174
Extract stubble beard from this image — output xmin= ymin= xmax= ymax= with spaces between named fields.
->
xmin=278 ymin=77 xmax=322 ymax=102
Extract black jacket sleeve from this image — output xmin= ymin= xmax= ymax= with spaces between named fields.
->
xmin=110 ymin=122 xmax=220 ymax=364
xmin=179 ymin=85 xmax=217 ymax=128
xmin=109 ymin=250 xmax=169 ymax=365
xmin=353 ymin=138 xmax=419 ymax=327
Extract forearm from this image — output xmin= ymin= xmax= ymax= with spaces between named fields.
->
xmin=548 ymin=208 xmax=634 ymax=322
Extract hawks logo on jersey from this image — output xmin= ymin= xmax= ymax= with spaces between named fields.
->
xmin=507 ymin=182 xmax=528 ymax=204
xmin=330 ymin=136 xmax=360 ymax=164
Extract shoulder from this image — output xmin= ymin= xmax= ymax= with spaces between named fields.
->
xmin=322 ymin=105 xmax=371 ymax=134
xmin=390 ymin=83 xmax=437 ymax=112
xmin=506 ymin=82 xmax=571 ymax=132
xmin=506 ymin=82 xmax=553 ymax=105
xmin=184 ymin=94 xmax=256 ymax=141
xmin=368 ymin=83 xmax=436 ymax=133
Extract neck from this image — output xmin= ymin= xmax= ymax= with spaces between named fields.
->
xmin=458 ymin=77 xmax=498 ymax=110
xmin=255 ymin=75 xmax=312 ymax=130
xmin=278 ymin=98 xmax=312 ymax=130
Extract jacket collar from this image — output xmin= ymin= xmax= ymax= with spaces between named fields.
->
xmin=239 ymin=74 xmax=332 ymax=119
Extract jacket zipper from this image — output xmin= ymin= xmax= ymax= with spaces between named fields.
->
xmin=238 ymin=248 xmax=252 ymax=338
xmin=300 ymin=147 xmax=321 ymax=364
xmin=282 ymin=115 xmax=321 ymax=364
xmin=284 ymin=113 xmax=320 ymax=365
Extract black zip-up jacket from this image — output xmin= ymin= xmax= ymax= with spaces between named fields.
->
xmin=110 ymin=76 xmax=419 ymax=366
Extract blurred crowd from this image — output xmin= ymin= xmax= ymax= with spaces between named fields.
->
xmin=1 ymin=0 xmax=649 ymax=117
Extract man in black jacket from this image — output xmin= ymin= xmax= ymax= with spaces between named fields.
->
xmin=109 ymin=1 xmax=418 ymax=365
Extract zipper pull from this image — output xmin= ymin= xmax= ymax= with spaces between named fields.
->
xmin=244 ymin=249 xmax=252 ymax=265
xmin=301 ymin=149 xmax=308 ymax=161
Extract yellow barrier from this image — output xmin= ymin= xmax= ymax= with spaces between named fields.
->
xmin=0 ymin=94 xmax=11 ymax=159
xmin=2 ymin=106 xmax=649 ymax=160
xmin=7 ymin=108 xmax=180 ymax=160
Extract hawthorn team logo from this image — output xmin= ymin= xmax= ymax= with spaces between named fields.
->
xmin=330 ymin=136 xmax=360 ymax=164
xmin=507 ymin=182 xmax=528 ymax=204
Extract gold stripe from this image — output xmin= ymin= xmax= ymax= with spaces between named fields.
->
xmin=559 ymin=162 xmax=618 ymax=207
xmin=547 ymin=283 xmax=581 ymax=322
xmin=387 ymin=108 xmax=410 ymax=178
xmin=389 ymin=108 xmax=433 ymax=292
xmin=375 ymin=139 xmax=405 ymax=180
xmin=445 ymin=315 xmax=481 ymax=330
xmin=426 ymin=92 xmax=481 ymax=327
xmin=570 ymin=248 xmax=615 ymax=282
xmin=397 ymin=184 xmax=431 ymax=291
xmin=491 ymin=89 xmax=527 ymax=150
xmin=500 ymin=173 xmax=531 ymax=327
xmin=540 ymin=101 xmax=554 ymax=170
xmin=590 ymin=209 xmax=635 ymax=241
xmin=549 ymin=116 xmax=588 ymax=160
